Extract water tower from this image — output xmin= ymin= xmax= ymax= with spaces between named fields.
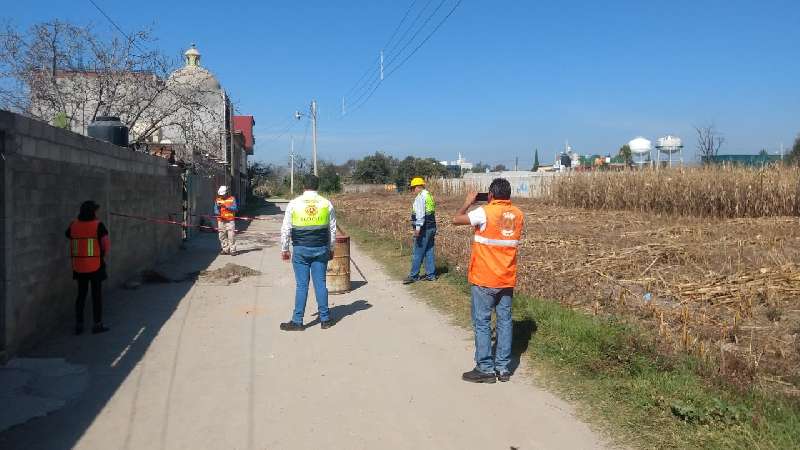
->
xmin=628 ymin=137 xmax=652 ymax=167
xmin=655 ymin=135 xmax=683 ymax=167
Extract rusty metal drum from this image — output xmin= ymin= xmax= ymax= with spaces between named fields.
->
xmin=326 ymin=232 xmax=351 ymax=294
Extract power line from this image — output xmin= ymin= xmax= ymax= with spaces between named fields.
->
xmin=87 ymin=0 xmax=146 ymax=54
xmin=385 ymin=0 xmax=463 ymax=78
xmin=384 ymin=0 xmax=445 ymax=68
xmin=385 ymin=0 xmax=435 ymax=57
xmin=342 ymin=1 xmax=423 ymax=113
xmin=348 ymin=0 xmax=464 ymax=115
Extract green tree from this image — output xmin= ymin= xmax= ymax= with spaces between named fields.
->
xmin=532 ymin=149 xmax=540 ymax=172
xmin=318 ymin=162 xmax=342 ymax=193
xmin=353 ymin=152 xmax=397 ymax=183
xmin=471 ymin=161 xmax=490 ymax=173
xmin=788 ymin=135 xmax=800 ymax=165
xmin=618 ymin=144 xmax=633 ymax=166
xmin=394 ymin=156 xmax=449 ymax=190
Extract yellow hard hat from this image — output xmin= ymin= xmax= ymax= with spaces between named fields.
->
xmin=410 ymin=177 xmax=425 ymax=187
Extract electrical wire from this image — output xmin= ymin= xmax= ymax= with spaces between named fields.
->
xmin=87 ymin=0 xmax=154 ymax=59
xmin=345 ymin=0 xmax=464 ymax=115
xmin=342 ymin=0 xmax=429 ymax=114
xmin=385 ymin=0 xmax=463 ymax=78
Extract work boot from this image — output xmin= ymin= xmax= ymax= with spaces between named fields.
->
xmin=321 ymin=319 xmax=335 ymax=330
xmin=402 ymin=276 xmax=418 ymax=285
xmin=91 ymin=324 xmax=110 ymax=334
xmin=279 ymin=321 xmax=304 ymax=331
xmin=461 ymin=368 xmax=496 ymax=384
xmin=496 ymin=371 xmax=511 ymax=382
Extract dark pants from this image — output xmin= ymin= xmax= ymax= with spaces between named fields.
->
xmin=76 ymin=277 xmax=103 ymax=325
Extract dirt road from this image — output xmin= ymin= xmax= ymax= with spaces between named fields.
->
xmin=0 ymin=202 xmax=605 ymax=450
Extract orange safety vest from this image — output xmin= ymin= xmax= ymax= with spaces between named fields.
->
xmin=70 ymin=220 xmax=102 ymax=273
xmin=216 ymin=196 xmax=236 ymax=221
xmin=467 ymin=200 xmax=524 ymax=288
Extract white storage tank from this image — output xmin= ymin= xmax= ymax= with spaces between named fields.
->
xmin=628 ymin=137 xmax=652 ymax=154
xmin=656 ymin=135 xmax=683 ymax=153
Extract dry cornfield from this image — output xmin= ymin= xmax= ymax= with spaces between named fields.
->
xmin=334 ymin=192 xmax=800 ymax=396
xmin=547 ymin=165 xmax=800 ymax=218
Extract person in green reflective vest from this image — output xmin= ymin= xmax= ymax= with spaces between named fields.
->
xmin=403 ymin=177 xmax=437 ymax=284
xmin=279 ymin=174 xmax=337 ymax=330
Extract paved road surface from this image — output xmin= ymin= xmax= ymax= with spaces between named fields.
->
xmin=0 ymin=202 xmax=605 ymax=450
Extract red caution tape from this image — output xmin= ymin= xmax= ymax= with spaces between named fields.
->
xmin=110 ymin=212 xmax=278 ymax=236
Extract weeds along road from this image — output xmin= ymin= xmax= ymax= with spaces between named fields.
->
xmin=0 ymin=201 xmax=604 ymax=450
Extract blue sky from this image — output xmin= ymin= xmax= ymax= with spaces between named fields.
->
xmin=6 ymin=0 xmax=800 ymax=167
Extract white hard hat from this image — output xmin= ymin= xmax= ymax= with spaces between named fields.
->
xmin=218 ymin=186 xmax=228 ymax=195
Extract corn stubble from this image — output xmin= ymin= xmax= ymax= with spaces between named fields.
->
xmin=335 ymin=168 xmax=800 ymax=395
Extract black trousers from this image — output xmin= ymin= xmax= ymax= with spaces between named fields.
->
xmin=76 ymin=277 xmax=103 ymax=324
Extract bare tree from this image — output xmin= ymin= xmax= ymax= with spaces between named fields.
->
xmin=695 ymin=124 xmax=725 ymax=163
xmin=0 ymin=20 xmax=227 ymax=160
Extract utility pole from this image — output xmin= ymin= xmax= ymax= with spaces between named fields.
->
xmin=514 ymin=156 xmax=518 ymax=171
xmin=311 ymin=100 xmax=318 ymax=176
xmin=295 ymin=101 xmax=319 ymax=176
xmin=290 ymin=136 xmax=295 ymax=195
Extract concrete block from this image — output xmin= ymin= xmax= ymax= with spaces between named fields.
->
xmin=20 ymin=137 xmax=36 ymax=157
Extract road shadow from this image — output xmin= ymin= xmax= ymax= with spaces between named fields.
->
xmin=245 ymin=197 xmax=284 ymax=217
xmin=308 ymin=299 xmax=372 ymax=327
xmin=509 ymin=318 xmax=538 ymax=374
xmin=349 ymin=280 xmax=367 ymax=291
xmin=0 ymin=233 xmax=220 ymax=450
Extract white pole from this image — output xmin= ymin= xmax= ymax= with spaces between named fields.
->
xmin=311 ymin=100 xmax=318 ymax=176
xmin=290 ymin=136 xmax=295 ymax=195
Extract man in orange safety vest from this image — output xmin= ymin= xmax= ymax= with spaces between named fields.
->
xmin=451 ymin=178 xmax=524 ymax=383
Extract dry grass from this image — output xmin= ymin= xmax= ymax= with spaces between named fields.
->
xmin=334 ymin=192 xmax=800 ymax=396
xmin=547 ymin=166 xmax=800 ymax=218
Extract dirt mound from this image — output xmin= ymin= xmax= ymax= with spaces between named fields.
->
xmin=199 ymin=263 xmax=261 ymax=285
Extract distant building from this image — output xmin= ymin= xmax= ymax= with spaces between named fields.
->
xmin=702 ymin=151 xmax=782 ymax=167
xmin=232 ymin=115 xmax=255 ymax=204
xmin=439 ymin=152 xmax=473 ymax=174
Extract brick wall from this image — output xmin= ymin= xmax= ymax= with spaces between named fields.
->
xmin=0 ymin=110 xmax=184 ymax=356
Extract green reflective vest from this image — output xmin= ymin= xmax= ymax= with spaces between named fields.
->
xmin=291 ymin=194 xmax=331 ymax=247
xmin=411 ymin=190 xmax=436 ymax=229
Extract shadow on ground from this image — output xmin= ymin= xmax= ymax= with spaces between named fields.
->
xmin=0 ymin=200 xmax=283 ymax=450
xmin=308 ymin=299 xmax=372 ymax=327
xmin=509 ymin=318 xmax=538 ymax=374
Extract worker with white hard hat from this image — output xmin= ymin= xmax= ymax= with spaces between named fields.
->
xmin=214 ymin=185 xmax=238 ymax=255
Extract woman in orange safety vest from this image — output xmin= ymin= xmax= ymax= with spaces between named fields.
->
xmin=65 ymin=200 xmax=110 ymax=335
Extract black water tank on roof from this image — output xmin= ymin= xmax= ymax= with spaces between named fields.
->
xmin=87 ymin=116 xmax=129 ymax=147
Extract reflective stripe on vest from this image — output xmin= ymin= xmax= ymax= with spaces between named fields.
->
xmin=290 ymin=194 xmax=331 ymax=247
xmin=473 ymin=235 xmax=519 ymax=247
xmin=467 ymin=200 xmax=524 ymax=288
xmin=216 ymin=196 xmax=235 ymax=221
xmin=70 ymin=219 xmax=102 ymax=273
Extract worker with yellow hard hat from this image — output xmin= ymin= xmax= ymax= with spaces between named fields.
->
xmin=404 ymin=177 xmax=437 ymax=284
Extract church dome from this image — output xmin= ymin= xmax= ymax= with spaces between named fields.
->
xmin=168 ymin=44 xmax=222 ymax=92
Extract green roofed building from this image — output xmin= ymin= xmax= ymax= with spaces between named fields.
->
xmin=702 ymin=150 xmax=782 ymax=167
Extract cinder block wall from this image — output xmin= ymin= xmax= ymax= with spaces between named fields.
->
xmin=0 ymin=110 xmax=182 ymax=356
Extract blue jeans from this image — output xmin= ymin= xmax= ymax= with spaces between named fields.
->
xmin=409 ymin=227 xmax=436 ymax=280
xmin=471 ymin=285 xmax=513 ymax=374
xmin=291 ymin=245 xmax=330 ymax=324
